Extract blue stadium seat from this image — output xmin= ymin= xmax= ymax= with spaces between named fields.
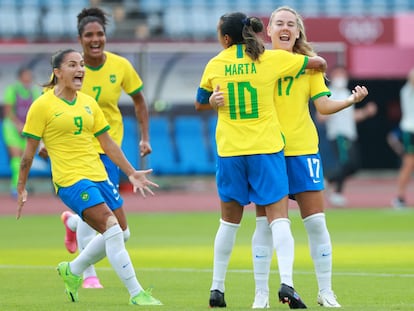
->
xmin=174 ymin=115 xmax=215 ymax=174
xmin=208 ymin=115 xmax=217 ymax=161
xmin=121 ymin=116 xmax=139 ymax=169
xmin=20 ymin=5 xmax=40 ymax=38
xmin=147 ymin=116 xmax=181 ymax=175
xmin=0 ymin=6 xmax=19 ymax=38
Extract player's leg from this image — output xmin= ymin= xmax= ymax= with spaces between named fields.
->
xmin=209 ymin=155 xmax=247 ymax=308
xmin=289 ymin=154 xmax=340 ymax=307
xmin=209 ymin=202 xmax=243 ymax=308
xmin=296 ymin=193 xmax=341 ymax=308
xmin=56 ymin=180 xmax=162 ymax=305
xmin=76 ymin=220 xmax=103 ymax=288
xmin=326 ymin=137 xmax=349 ymax=206
xmin=251 ymin=152 xmax=306 ymax=309
xmin=251 ymin=205 xmax=272 ymax=309
xmin=61 ymin=211 xmax=80 ymax=253
xmin=393 ymin=132 xmax=414 ymax=208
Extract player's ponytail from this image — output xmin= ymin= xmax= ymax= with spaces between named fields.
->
xmin=219 ymin=12 xmax=265 ymax=61
xmin=242 ymin=16 xmax=265 ymax=61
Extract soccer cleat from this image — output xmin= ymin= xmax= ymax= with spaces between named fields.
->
xmin=278 ymin=283 xmax=307 ymax=309
xmin=56 ymin=261 xmax=82 ymax=302
xmin=61 ymin=211 xmax=77 ymax=253
xmin=82 ymin=276 xmax=104 ymax=289
xmin=391 ymin=197 xmax=406 ymax=209
xmin=209 ymin=289 xmax=226 ymax=308
xmin=317 ymin=290 xmax=341 ymax=308
xmin=252 ymin=290 xmax=270 ymax=309
xmin=129 ymin=289 xmax=163 ymax=306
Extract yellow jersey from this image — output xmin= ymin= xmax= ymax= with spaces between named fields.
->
xmin=22 ymin=89 xmax=110 ymax=190
xmin=275 ymin=70 xmax=330 ymax=156
xmin=82 ymin=51 xmax=143 ymax=153
xmin=197 ymin=45 xmax=308 ymax=157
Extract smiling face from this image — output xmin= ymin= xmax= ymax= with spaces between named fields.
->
xmin=267 ymin=9 xmax=300 ymax=52
xmin=54 ymin=52 xmax=85 ymax=92
xmin=78 ymin=21 xmax=106 ymax=64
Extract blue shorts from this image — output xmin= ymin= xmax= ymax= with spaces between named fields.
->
xmin=216 ymin=151 xmax=288 ymax=206
xmin=57 ymin=179 xmax=124 ymax=218
xmin=286 ymin=153 xmax=325 ymax=195
xmin=100 ymin=154 xmax=120 ymax=189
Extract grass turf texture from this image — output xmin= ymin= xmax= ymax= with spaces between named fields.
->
xmin=0 ymin=208 xmax=413 ymax=310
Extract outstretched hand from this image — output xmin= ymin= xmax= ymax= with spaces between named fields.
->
xmin=16 ymin=188 xmax=28 ymax=219
xmin=128 ymin=169 xmax=159 ymax=197
xmin=209 ymin=85 xmax=225 ymax=110
xmin=349 ymin=85 xmax=369 ymax=105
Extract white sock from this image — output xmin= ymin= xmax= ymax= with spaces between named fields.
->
xmin=269 ymin=218 xmax=294 ymax=287
xmin=104 ymin=225 xmax=143 ymax=297
xmin=70 ymin=233 xmax=106 ymax=276
xmin=303 ymin=213 xmax=332 ymax=293
xmin=252 ymin=216 xmax=272 ymax=294
xmin=211 ymin=219 xmax=240 ymax=293
xmin=77 ymin=221 xmax=98 ymax=279
xmin=67 ymin=213 xmax=81 ymax=231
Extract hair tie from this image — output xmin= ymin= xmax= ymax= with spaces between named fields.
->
xmin=242 ymin=17 xmax=251 ymax=26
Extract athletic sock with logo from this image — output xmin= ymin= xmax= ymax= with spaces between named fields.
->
xmin=104 ymin=224 xmax=143 ymax=297
xmin=303 ymin=213 xmax=332 ymax=293
xmin=211 ymin=219 xmax=240 ymax=293
xmin=269 ymin=218 xmax=294 ymax=287
xmin=252 ymin=216 xmax=272 ymax=294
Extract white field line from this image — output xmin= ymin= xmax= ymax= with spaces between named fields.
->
xmin=0 ymin=265 xmax=413 ymax=278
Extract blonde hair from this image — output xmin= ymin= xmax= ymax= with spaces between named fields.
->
xmin=268 ymin=6 xmax=315 ymax=57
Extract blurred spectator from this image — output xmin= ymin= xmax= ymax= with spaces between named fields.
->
xmin=317 ymin=66 xmax=377 ymax=207
xmin=112 ymin=4 xmax=149 ymax=40
xmin=2 ymin=67 xmax=41 ymax=197
xmin=387 ymin=126 xmax=403 ymax=158
xmin=392 ymin=67 xmax=414 ymax=208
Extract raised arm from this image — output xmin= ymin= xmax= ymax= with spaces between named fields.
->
xmin=314 ymin=85 xmax=369 ymax=115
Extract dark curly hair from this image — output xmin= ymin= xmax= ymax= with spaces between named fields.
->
xmin=77 ymin=7 xmax=109 ymax=36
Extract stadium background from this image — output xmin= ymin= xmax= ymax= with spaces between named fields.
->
xmin=0 ymin=0 xmax=414 ymax=192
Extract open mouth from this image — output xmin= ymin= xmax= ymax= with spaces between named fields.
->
xmin=90 ymin=44 xmax=102 ymax=53
xmin=280 ymin=34 xmax=290 ymax=41
xmin=74 ymin=76 xmax=83 ymax=84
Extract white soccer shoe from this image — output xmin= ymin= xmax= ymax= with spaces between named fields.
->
xmin=252 ymin=290 xmax=270 ymax=309
xmin=317 ymin=290 xmax=341 ymax=308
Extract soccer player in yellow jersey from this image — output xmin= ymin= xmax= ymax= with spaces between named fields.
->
xmin=17 ymin=49 xmax=162 ymax=306
xmin=195 ymin=12 xmax=327 ymax=308
xmin=54 ymin=7 xmax=152 ymax=289
xmin=250 ymin=6 xmax=368 ymax=308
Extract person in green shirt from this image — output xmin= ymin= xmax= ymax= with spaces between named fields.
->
xmin=2 ymin=66 xmax=41 ymax=197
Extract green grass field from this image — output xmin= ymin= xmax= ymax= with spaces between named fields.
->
xmin=0 ymin=207 xmax=413 ymax=310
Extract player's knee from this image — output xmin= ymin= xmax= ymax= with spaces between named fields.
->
xmin=105 ymin=215 xmax=118 ymax=230
xmin=123 ymin=227 xmax=130 ymax=242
